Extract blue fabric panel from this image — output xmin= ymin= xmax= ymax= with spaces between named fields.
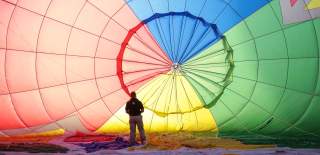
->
xmin=168 ymin=0 xmax=186 ymax=12
xmin=126 ymin=0 xmax=153 ymax=20
xmin=126 ymin=0 xmax=271 ymax=63
xmin=215 ymin=5 xmax=242 ymax=34
xmin=149 ymin=0 xmax=168 ymax=13
xmin=199 ymin=0 xmax=226 ymax=23
xmin=185 ymin=0 xmax=207 ymax=16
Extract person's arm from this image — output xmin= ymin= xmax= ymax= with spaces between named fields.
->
xmin=125 ymin=102 xmax=129 ymax=114
xmin=139 ymin=101 xmax=144 ymax=113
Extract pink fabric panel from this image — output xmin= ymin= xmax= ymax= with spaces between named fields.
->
xmin=7 ymin=7 xmax=42 ymax=51
xmin=0 ymin=95 xmax=25 ymax=129
xmin=0 ymin=0 xmax=159 ymax=133
xmin=11 ymin=90 xmax=52 ymax=127
xmin=68 ymin=80 xmax=100 ymax=109
xmin=38 ymin=18 xmax=70 ymax=54
xmin=96 ymin=39 xmax=120 ymax=59
xmin=124 ymin=68 xmax=169 ymax=86
xmin=88 ymin=0 xmax=124 ymax=17
xmin=37 ymin=53 xmax=66 ymax=88
xmin=0 ymin=1 xmax=14 ymax=48
xmin=46 ymin=0 xmax=86 ymax=25
xmin=17 ymin=0 xmax=51 ymax=15
xmin=96 ymin=76 xmax=122 ymax=95
xmin=67 ymin=29 xmax=99 ymax=57
xmin=127 ymin=37 xmax=169 ymax=64
xmin=113 ymin=4 xmax=140 ymax=29
xmin=78 ymin=99 xmax=113 ymax=130
xmin=6 ymin=0 xmax=17 ymax=4
xmin=123 ymin=48 xmax=164 ymax=66
xmin=66 ymin=56 xmax=94 ymax=83
xmin=102 ymin=19 xmax=127 ymax=44
xmin=6 ymin=50 xmax=38 ymax=93
xmin=94 ymin=58 xmax=117 ymax=78
xmin=102 ymin=90 xmax=129 ymax=114
xmin=74 ymin=3 xmax=109 ymax=35
xmin=56 ymin=114 xmax=90 ymax=133
xmin=0 ymin=51 xmax=9 ymax=94
xmin=96 ymin=76 xmax=122 ymax=97
xmin=135 ymin=26 xmax=171 ymax=63
xmin=122 ymin=49 xmax=170 ymax=80
xmin=127 ymin=70 xmax=169 ymax=93
xmin=40 ymin=85 xmax=75 ymax=120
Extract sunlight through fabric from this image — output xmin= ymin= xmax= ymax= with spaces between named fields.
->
xmin=0 ymin=0 xmax=319 ymax=139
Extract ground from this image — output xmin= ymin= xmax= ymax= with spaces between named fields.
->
xmin=0 ymin=132 xmax=320 ymax=155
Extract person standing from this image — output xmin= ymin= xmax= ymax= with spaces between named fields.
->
xmin=125 ymin=91 xmax=146 ymax=145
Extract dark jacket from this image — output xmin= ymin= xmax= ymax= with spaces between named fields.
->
xmin=125 ymin=98 xmax=144 ymax=116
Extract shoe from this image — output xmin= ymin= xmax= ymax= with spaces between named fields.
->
xmin=129 ymin=141 xmax=138 ymax=146
xmin=141 ymin=140 xmax=147 ymax=145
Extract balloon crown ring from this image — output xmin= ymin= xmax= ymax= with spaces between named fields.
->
xmin=117 ymin=12 xmax=234 ymax=115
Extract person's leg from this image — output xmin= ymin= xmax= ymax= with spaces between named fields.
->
xmin=129 ymin=117 xmax=136 ymax=144
xmin=137 ymin=116 xmax=146 ymax=144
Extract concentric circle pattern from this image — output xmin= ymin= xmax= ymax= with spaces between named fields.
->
xmin=118 ymin=12 xmax=234 ymax=115
xmin=0 ymin=0 xmax=319 ymax=138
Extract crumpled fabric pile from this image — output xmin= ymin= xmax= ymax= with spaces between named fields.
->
xmin=76 ymin=137 xmax=136 ymax=153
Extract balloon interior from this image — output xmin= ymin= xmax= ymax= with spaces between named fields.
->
xmin=0 ymin=0 xmax=319 ymax=152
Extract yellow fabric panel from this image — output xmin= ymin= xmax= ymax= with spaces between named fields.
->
xmin=97 ymin=70 xmax=218 ymax=133
xmin=136 ymin=71 xmax=205 ymax=115
xmin=305 ymin=0 xmax=320 ymax=10
xmin=96 ymin=106 xmax=217 ymax=133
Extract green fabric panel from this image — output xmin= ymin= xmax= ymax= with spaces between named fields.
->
xmin=258 ymin=117 xmax=289 ymax=135
xmin=182 ymin=36 xmax=234 ymax=109
xmin=258 ymin=59 xmax=288 ymax=87
xmin=210 ymin=100 xmax=235 ymax=126
xmin=233 ymin=61 xmax=258 ymax=80
xmin=186 ymin=53 xmax=229 ymax=66
xmin=287 ymin=96 xmax=320 ymax=135
xmin=218 ymin=117 xmax=247 ymax=134
xmin=210 ymin=0 xmax=320 ymax=137
xmin=284 ymin=21 xmax=318 ymax=58
xmin=184 ymin=73 xmax=215 ymax=105
xmin=227 ymin=77 xmax=256 ymax=99
xmin=251 ymin=82 xmax=284 ymax=112
xmin=269 ymin=0 xmax=283 ymax=26
xmin=245 ymin=4 xmax=281 ymax=37
xmin=186 ymin=40 xmax=225 ymax=63
xmin=184 ymin=68 xmax=226 ymax=85
xmin=184 ymin=70 xmax=223 ymax=93
xmin=233 ymin=41 xmax=257 ymax=61
xmin=313 ymin=19 xmax=320 ymax=95
xmin=219 ymin=89 xmax=248 ymax=115
xmin=287 ymin=58 xmax=318 ymax=93
xmin=256 ymin=31 xmax=287 ymax=59
xmin=273 ymin=90 xmax=312 ymax=131
xmin=237 ymin=102 xmax=270 ymax=130
xmin=224 ymin=22 xmax=252 ymax=46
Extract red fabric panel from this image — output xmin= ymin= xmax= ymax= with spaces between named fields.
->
xmin=40 ymin=85 xmax=75 ymax=120
xmin=11 ymin=90 xmax=52 ymax=127
xmin=7 ymin=7 xmax=42 ymax=51
xmin=37 ymin=53 xmax=66 ymax=88
xmin=0 ymin=95 xmax=25 ymax=129
xmin=6 ymin=51 xmax=38 ymax=93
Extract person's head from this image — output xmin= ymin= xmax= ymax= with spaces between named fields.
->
xmin=130 ymin=91 xmax=136 ymax=98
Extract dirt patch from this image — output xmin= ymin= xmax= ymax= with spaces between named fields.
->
xmin=130 ymin=132 xmax=275 ymax=151
xmin=0 ymin=142 xmax=69 ymax=153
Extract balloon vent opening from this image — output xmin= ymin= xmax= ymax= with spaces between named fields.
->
xmin=171 ymin=63 xmax=181 ymax=72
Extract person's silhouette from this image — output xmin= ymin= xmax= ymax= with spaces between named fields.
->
xmin=125 ymin=91 xmax=146 ymax=145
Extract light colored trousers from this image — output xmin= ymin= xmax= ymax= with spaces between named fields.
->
xmin=129 ymin=115 xmax=146 ymax=144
